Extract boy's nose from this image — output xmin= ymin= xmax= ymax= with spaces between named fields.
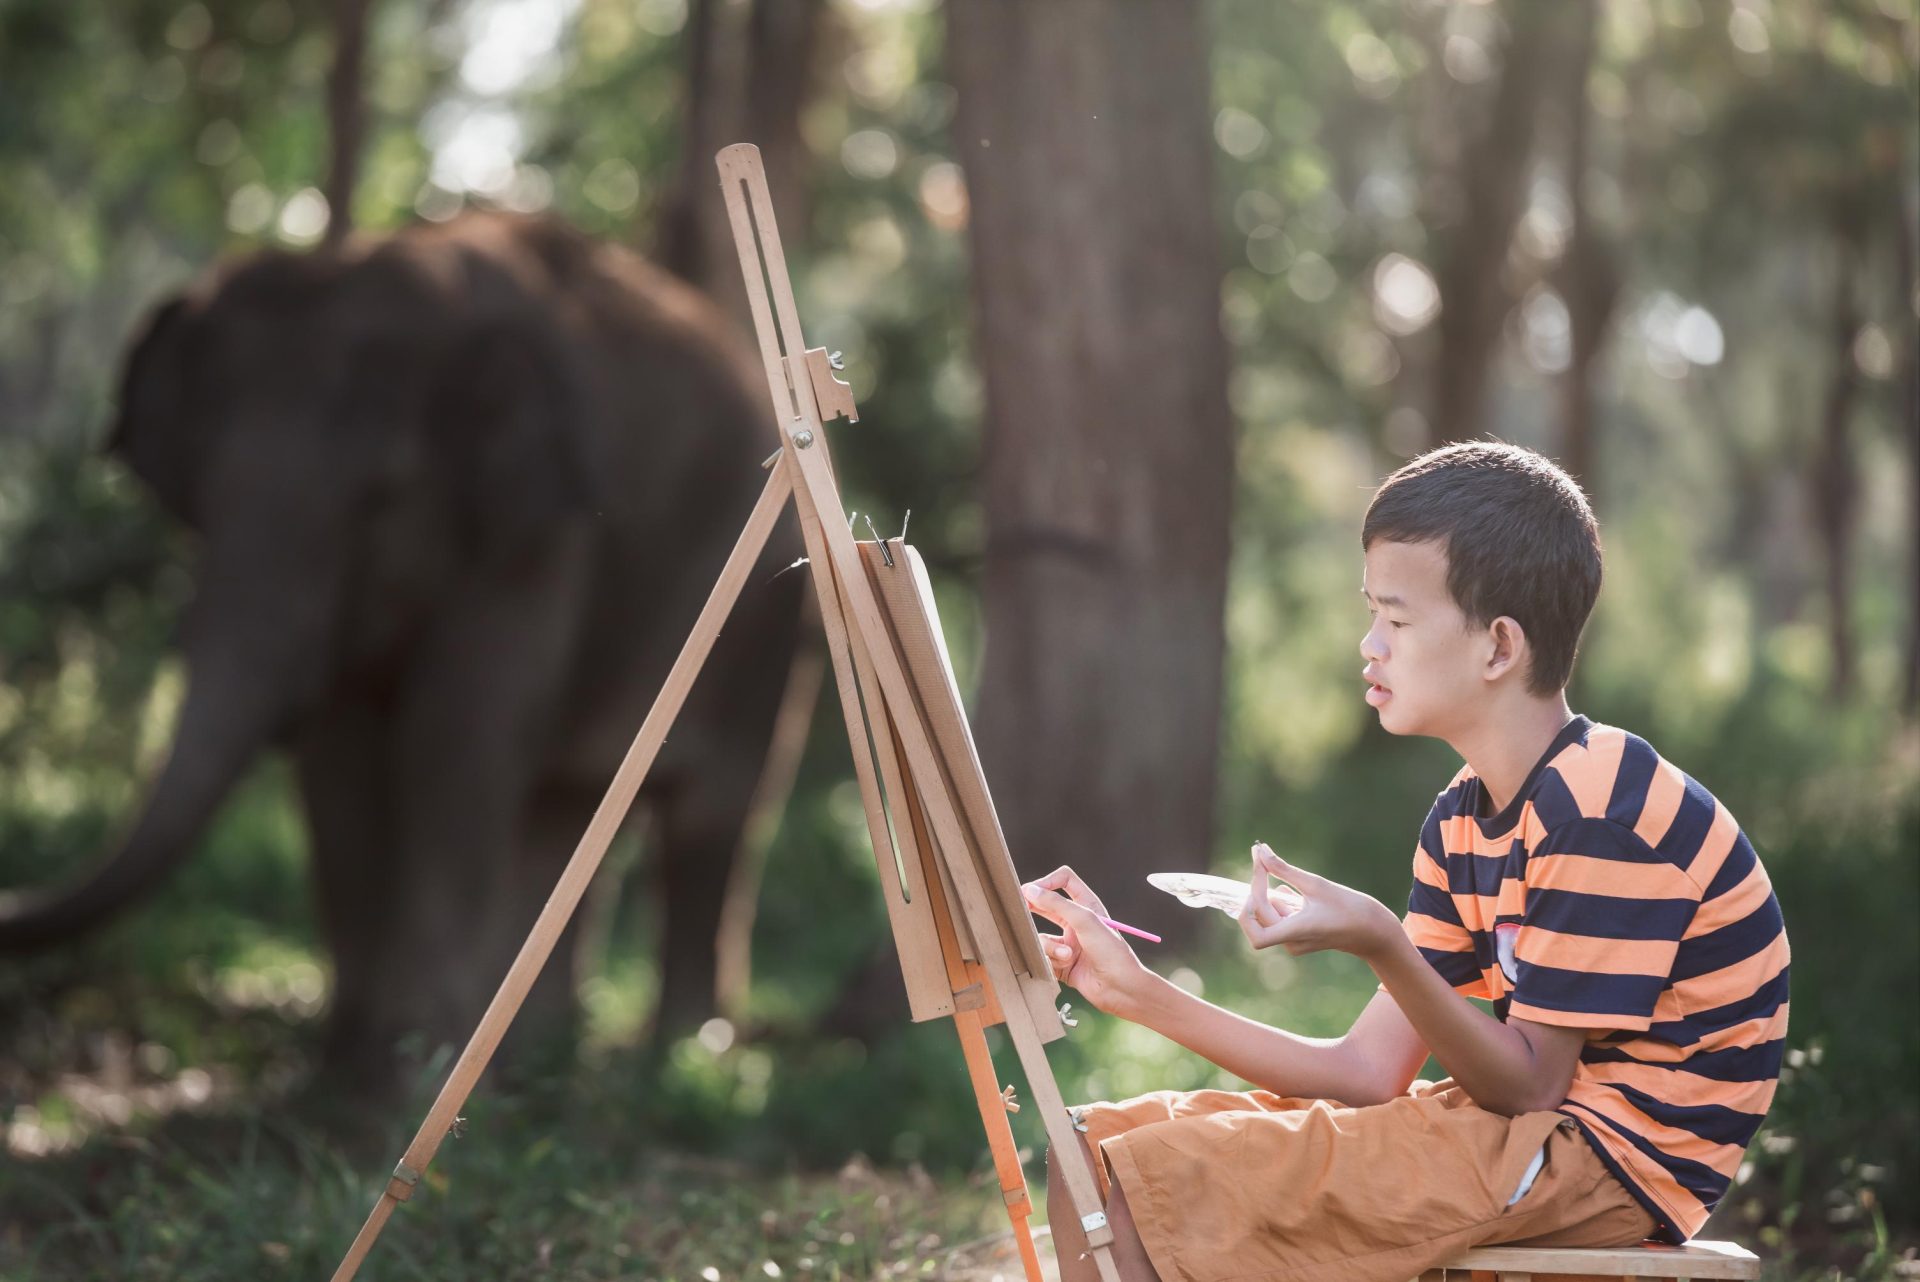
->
xmin=1359 ymin=628 xmax=1387 ymax=662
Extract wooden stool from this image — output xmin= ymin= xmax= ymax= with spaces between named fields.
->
xmin=1417 ymin=1239 xmax=1761 ymax=1281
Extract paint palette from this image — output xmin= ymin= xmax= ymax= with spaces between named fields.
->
xmin=1147 ymin=871 xmax=1306 ymax=918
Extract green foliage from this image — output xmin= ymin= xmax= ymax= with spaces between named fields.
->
xmin=0 ymin=0 xmax=1915 ymax=1275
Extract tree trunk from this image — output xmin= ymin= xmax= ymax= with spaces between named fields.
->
xmin=949 ymin=0 xmax=1234 ymax=940
xmin=323 ymin=0 xmax=371 ymax=248
xmin=1425 ymin=4 xmax=1564 ymax=446
xmin=1902 ymin=329 xmax=1918 ymax=715
xmin=1811 ymin=217 xmax=1864 ymax=701
xmin=657 ymin=0 xmax=824 ymax=307
xmin=1896 ymin=328 xmax=1912 ymax=710
xmin=1555 ymin=0 xmax=1617 ymax=502
xmin=1895 ymin=178 xmax=1919 ymax=716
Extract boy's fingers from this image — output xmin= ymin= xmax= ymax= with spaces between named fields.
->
xmin=1032 ymin=866 xmax=1110 ymax=917
xmin=1240 ymin=914 xmax=1288 ymax=950
xmin=1242 ymin=850 xmax=1279 ymax=926
xmin=1022 ymin=884 xmax=1065 ymax=923
xmin=1256 ymin=843 xmax=1326 ymax=891
xmin=1023 ymin=883 xmax=1104 ymax=933
xmin=1250 ymin=912 xmax=1309 ymax=951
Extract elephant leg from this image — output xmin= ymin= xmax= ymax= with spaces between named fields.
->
xmin=295 ymin=690 xmax=399 ymax=1091
xmin=488 ymin=779 xmax=607 ymax=1079
xmin=649 ymin=769 xmax=750 ymax=1045
xmin=375 ymin=544 xmax=593 ymax=1086
xmin=648 ymin=546 xmax=804 ymax=1046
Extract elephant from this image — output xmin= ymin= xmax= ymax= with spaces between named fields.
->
xmin=0 ymin=210 xmax=807 ymax=1092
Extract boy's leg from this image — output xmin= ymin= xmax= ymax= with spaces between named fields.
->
xmin=1078 ymin=1082 xmax=1584 ymax=1282
xmin=1047 ymin=1135 xmax=1163 ymax=1282
xmin=1050 ymin=1081 xmax=1655 ymax=1282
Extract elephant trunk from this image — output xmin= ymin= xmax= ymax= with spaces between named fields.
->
xmin=0 ymin=629 xmax=295 ymax=951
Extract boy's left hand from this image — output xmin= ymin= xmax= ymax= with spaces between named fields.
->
xmin=1240 ymin=842 xmax=1400 ymax=961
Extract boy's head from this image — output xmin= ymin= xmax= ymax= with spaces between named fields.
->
xmin=1358 ymin=441 xmax=1601 ymax=737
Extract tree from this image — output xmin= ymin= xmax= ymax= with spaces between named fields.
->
xmin=655 ymin=0 xmax=827 ymax=307
xmin=1553 ymin=0 xmax=1619 ymax=498
xmin=948 ymin=0 xmax=1234 ymax=938
xmin=1812 ymin=209 xmax=1866 ymax=698
xmin=1417 ymin=2 xmax=1567 ymax=447
xmin=322 ymin=0 xmax=372 ymax=247
xmin=1898 ymin=177 xmax=1919 ymax=715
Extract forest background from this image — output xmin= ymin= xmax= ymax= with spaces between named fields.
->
xmin=0 ymin=0 xmax=1914 ymax=1279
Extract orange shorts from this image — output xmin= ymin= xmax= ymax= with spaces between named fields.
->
xmin=1069 ymin=1078 xmax=1658 ymax=1282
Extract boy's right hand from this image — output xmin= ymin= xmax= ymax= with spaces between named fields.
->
xmin=1022 ymin=865 xmax=1151 ymax=1018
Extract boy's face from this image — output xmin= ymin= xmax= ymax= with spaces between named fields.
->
xmin=1358 ymin=539 xmax=1487 ymax=739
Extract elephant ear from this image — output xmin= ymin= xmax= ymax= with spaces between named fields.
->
xmin=424 ymin=321 xmax=592 ymax=559
xmin=109 ymin=295 xmax=203 ymax=521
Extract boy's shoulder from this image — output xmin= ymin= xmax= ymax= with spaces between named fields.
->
xmin=1440 ymin=716 xmax=1748 ymax=881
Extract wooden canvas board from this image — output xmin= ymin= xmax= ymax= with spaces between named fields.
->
xmin=828 ymin=542 xmax=956 ymax=1022
xmin=856 ymin=541 xmax=1062 ymax=1035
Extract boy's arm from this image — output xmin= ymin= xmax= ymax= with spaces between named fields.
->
xmin=1122 ymin=979 xmax=1433 ymax=1105
xmin=1248 ymin=847 xmax=1587 ymax=1116
xmin=1022 ymin=868 xmax=1432 ymax=1105
xmin=1367 ymin=928 xmax=1587 ymax=1115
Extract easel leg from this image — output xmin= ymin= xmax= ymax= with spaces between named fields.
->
xmin=954 ymin=1009 xmax=1045 ymax=1282
xmin=991 ymin=996 xmax=1127 ymax=1282
xmin=328 ymin=463 xmax=793 ymax=1282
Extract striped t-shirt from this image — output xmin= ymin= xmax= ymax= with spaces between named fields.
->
xmin=1401 ymin=714 xmax=1788 ymax=1242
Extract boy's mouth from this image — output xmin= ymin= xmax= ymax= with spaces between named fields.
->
xmin=1363 ymin=673 xmax=1392 ymax=707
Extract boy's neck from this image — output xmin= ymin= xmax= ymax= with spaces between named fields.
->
xmin=1448 ymin=693 xmax=1577 ymax=818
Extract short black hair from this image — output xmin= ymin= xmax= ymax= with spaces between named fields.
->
xmin=1362 ymin=441 xmax=1601 ymax=695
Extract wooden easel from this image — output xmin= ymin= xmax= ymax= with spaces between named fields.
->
xmin=329 ymin=144 xmax=1123 ymax=1282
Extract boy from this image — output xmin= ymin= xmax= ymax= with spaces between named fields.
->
xmin=1022 ymin=442 xmax=1788 ymax=1282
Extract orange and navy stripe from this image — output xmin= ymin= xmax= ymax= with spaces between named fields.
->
xmin=1401 ymin=715 xmax=1787 ymax=1242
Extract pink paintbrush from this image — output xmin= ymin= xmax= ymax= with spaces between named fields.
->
xmin=1098 ymin=916 xmax=1162 ymax=944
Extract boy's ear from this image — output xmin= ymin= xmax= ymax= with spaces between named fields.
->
xmin=1483 ymin=615 xmax=1529 ymax=683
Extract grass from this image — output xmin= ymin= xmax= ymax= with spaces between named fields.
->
xmin=3 ymin=889 xmax=1913 ymax=1281
xmin=4 ymin=1115 xmax=1020 ymax=1279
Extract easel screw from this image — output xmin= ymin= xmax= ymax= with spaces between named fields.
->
xmin=794 ymin=428 xmax=815 ymax=449
xmin=1058 ymin=1002 xmax=1078 ymax=1028
xmin=1000 ymin=1084 xmax=1020 ymax=1113
xmin=828 ymin=350 xmax=845 ymax=370
xmin=450 ymin=1115 xmax=468 ymax=1139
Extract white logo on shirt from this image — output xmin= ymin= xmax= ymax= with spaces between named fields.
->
xmin=1495 ymin=921 xmax=1521 ymax=985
